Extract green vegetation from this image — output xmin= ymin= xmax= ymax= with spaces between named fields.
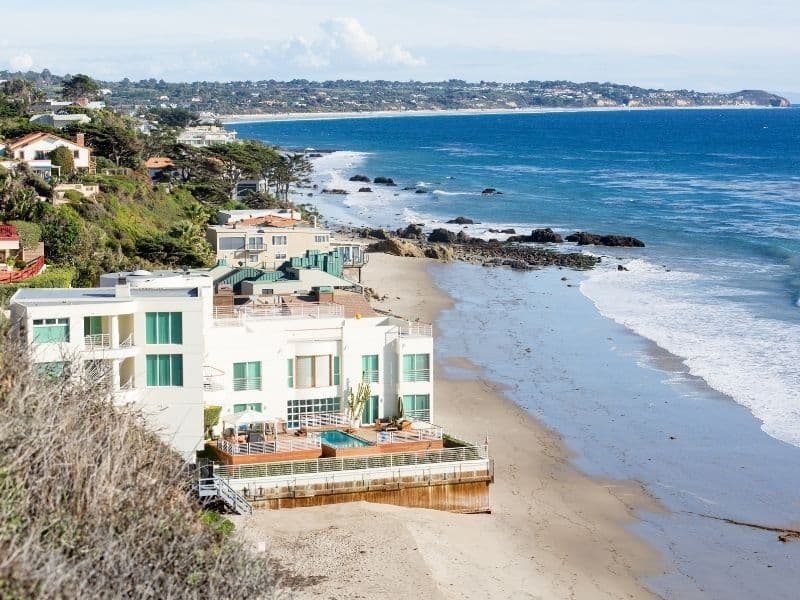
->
xmin=203 ymin=405 xmax=222 ymax=439
xmin=0 ymin=73 xmax=313 ymax=299
xmin=7 ymin=220 xmax=40 ymax=249
xmin=0 ymin=266 xmax=75 ymax=305
xmin=0 ymin=332 xmax=280 ymax=598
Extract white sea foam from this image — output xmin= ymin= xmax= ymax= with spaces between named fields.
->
xmin=581 ymin=259 xmax=800 ymax=448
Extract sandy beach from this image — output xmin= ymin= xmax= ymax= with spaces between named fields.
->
xmin=219 ymin=104 xmax=768 ymax=125
xmin=233 ymin=253 xmax=664 ymax=599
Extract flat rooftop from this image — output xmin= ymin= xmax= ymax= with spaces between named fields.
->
xmin=12 ymin=286 xmax=199 ymax=306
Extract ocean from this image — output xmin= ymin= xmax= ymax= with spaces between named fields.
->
xmin=232 ymin=109 xmax=800 ymax=598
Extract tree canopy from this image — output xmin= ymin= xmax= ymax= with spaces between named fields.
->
xmin=61 ymin=74 xmax=100 ymax=100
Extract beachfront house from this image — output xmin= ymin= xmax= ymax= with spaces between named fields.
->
xmin=9 ymin=269 xmax=434 ymax=461
xmin=176 ymin=125 xmax=237 ymax=147
xmin=0 ymin=132 xmax=92 ymax=178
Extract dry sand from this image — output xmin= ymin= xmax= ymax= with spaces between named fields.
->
xmin=234 ymin=254 xmax=665 ymax=599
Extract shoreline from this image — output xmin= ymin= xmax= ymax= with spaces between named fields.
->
xmin=221 ymin=103 xmax=777 ymax=124
xmin=234 ymin=254 xmax=664 ymax=599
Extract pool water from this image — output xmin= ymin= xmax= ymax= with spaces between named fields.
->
xmin=319 ymin=430 xmax=372 ymax=448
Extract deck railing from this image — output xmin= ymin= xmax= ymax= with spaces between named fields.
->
xmin=213 ymin=443 xmax=489 ymax=480
xmin=232 ymin=377 xmax=262 ymax=392
xmin=298 ymin=412 xmax=350 ymax=429
xmin=84 ymin=333 xmax=111 ymax=349
xmin=0 ymin=255 xmax=44 ymax=283
xmin=404 ymin=409 xmax=431 ymax=422
xmin=398 ymin=323 xmax=433 ymax=338
xmin=402 ymin=368 xmax=430 ymax=382
xmin=213 ymin=302 xmax=344 ymax=325
xmin=217 ymin=436 xmax=321 ymax=456
xmin=377 ymin=424 xmax=443 ymax=445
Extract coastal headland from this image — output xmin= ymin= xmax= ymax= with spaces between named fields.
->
xmin=234 ymin=253 xmax=664 ymax=599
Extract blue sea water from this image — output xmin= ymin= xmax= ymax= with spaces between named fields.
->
xmin=233 ymin=109 xmax=800 ymax=598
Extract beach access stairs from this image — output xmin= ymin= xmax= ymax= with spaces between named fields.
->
xmin=195 ymin=475 xmax=253 ymax=515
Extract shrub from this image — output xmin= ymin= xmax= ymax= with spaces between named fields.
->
xmin=7 ymin=221 xmax=41 ymax=250
xmin=63 ymin=189 xmax=84 ymax=203
xmin=0 ymin=332 xmax=281 ymax=598
xmin=49 ymin=146 xmax=75 ymax=176
xmin=204 ymin=405 xmax=222 ymax=433
xmin=0 ymin=266 xmax=76 ymax=306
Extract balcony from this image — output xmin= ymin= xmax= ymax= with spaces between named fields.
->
xmin=84 ymin=333 xmax=111 ymax=350
xmin=233 ymin=377 xmax=262 ymax=392
xmin=398 ymin=323 xmax=432 ymax=338
xmin=402 ymin=368 xmax=431 ymax=382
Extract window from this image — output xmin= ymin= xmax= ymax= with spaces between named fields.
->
xmin=295 ymin=355 xmax=333 ymax=388
xmin=34 ymin=150 xmax=46 ymax=160
xmin=287 ymin=397 xmax=340 ymax=429
xmin=248 ymin=253 xmax=259 ymax=263
xmin=275 ymin=253 xmax=287 ymax=260
xmin=233 ymin=403 xmax=262 ymax=413
xmin=36 ymin=361 xmax=68 ymax=379
xmin=233 ymin=361 xmax=262 ymax=391
xmin=402 ymin=394 xmax=430 ymax=420
xmin=219 ymin=236 xmax=245 ymax=251
xmin=32 ymin=318 xmax=69 ymax=343
xmin=272 ymin=235 xmax=287 ymax=245
xmin=333 ymin=356 xmax=340 ymax=386
xmin=145 ymin=312 xmax=182 ymax=344
xmin=287 ymin=358 xmax=294 ymax=388
xmin=145 ymin=354 xmax=183 ymax=387
xmin=73 ymin=150 xmax=80 ymax=158
xmin=402 ymin=353 xmax=431 ymax=382
xmin=362 ymin=395 xmax=379 ymax=424
xmin=247 ymin=237 xmax=264 ymax=250
xmin=361 ymin=355 xmax=379 ymax=383
xmin=314 ymin=235 xmax=329 ymax=243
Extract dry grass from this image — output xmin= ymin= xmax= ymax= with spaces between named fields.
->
xmin=0 ymin=332 xmax=285 ymax=599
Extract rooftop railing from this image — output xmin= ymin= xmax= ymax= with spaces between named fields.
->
xmin=377 ymin=424 xmax=443 ymax=445
xmin=213 ymin=442 xmax=489 ymax=481
xmin=398 ymin=323 xmax=433 ymax=338
xmin=217 ymin=436 xmax=321 ymax=456
xmin=298 ymin=412 xmax=350 ymax=429
xmin=213 ymin=302 xmax=344 ymax=325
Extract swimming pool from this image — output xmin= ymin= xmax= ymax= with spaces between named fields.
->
xmin=319 ymin=430 xmax=372 ymax=448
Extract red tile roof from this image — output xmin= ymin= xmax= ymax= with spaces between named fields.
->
xmin=0 ymin=224 xmax=20 ymax=241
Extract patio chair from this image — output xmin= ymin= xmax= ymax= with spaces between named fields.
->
xmin=248 ymin=432 xmax=265 ymax=444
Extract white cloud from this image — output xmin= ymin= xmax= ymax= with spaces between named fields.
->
xmin=9 ymin=52 xmax=34 ymax=71
xmin=269 ymin=17 xmax=425 ymax=72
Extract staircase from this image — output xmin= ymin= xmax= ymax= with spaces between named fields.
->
xmin=196 ymin=476 xmax=253 ymax=515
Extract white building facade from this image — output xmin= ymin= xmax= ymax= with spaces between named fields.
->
xmin=176 ymin=125 xmax=237 ymax=147
xmin=10 ymin=270 xmax=433 ymax=460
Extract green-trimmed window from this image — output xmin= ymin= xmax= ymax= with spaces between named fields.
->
xmin=35 ymin=361 xmax=68 ymax=379
xmin=362 ymin=395 xmax=379 ymax=424
xmin=401 ymin=394 xmax=430 ymax=420
xmin=84 ymin=316 xmax=103 ymax=336
xmin=233 ymin=361 xmax=262 ymax=391
xmin=361 ymin=354 xmax=379 ymax=383
xmin=145 ymin=354 xmax=183 ymax=387
xmin=32 ymin=318 xmax=69 ymax=343
xmin=295 ymin=355 xmax=333 ymax=389
xmin=233 ymin=403 xmax=262 ymax=413
xmin=287 ymin=358 xmax=294 ymax=388
xmin=145 ymin=312 xmax=182 ymax=344
xmin=402 ymin=353 xmax=431 ymax=382
xmin=333 ymin=356 xmax=340 ymax=386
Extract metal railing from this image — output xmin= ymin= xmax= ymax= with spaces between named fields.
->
xmin=217 ymin=436 xmax=321 ymax=456
xmin=213 ymin=302 xmax=344 ymax=325
xmin=377 ymin=424 xmax=443 ymax=445
xmin=402 ymin=368 xmax=431 ymax=382
xmin=298 ymin=412 xmax=350 ymax=429
xmin=213 ymin=443 xmax=489 ymax=481
xmin=119 ymin=334 xmax=133 ymax=348
xmin=398 ymin=323 xmax=433 ymax=337
xmin=232 ymin=377 xmax=262 ymax=392
xmin=84 ymin=333 xmax=111 ymax=349
xmin=404 ymin=409 xmax=431 ymax=422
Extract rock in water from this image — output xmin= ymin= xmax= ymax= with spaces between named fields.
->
xmin=566 ymin=232 xmax=645 ymax=247
xmin=349 ymin=174 xmax=371 ymax=182
xmin=373 ymin=177 xmax=396 ymax=186
xmin=446 ymin=216 xmax=475 ymax=224
xmin=358 ymin=187 xmax=372 ymax=192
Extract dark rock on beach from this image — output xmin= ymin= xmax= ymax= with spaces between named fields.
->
xmin=566 ymin=232 xmax=645 ymax=247
xmin=428 ymin=228 xmax=458 ymax=243
xmin=373 ymin=177 xmax=396 ymax=186
xmin=360 ymin=228 xmax=389 ymax=240
xmin=349 ymin=174 xmax=371 ymax=182
xmin=321 ymin=188 xmax=348 ymax=195
xmin=446 ymin=216 xmax=476 ymax=225
xmin=397 ymin=224 xmax=424 ymax=239
xmin=507 ymin=228 xmax=564 ymax=244
xmin=358 ymin=187 xmax=372 ymax=192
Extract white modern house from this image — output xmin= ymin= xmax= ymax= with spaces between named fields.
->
xmin=10 ymin=269 xmax=433 ymax=461
xmin=176 ymin=125 xmax=237 ymax=147
xmin=29 ymin=113 xmax=92 ymax=129
xmin=0 ymin=132 xmax=92 ymax=178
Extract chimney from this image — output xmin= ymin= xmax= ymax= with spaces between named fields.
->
xmin=115 ymin=277 xmax=130 ymax=298
xmin=76 ymin=133 xmax=85 ymax=147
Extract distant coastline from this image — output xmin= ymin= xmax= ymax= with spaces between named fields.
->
xmin=220 ymin=103 xmax=780 ymax=125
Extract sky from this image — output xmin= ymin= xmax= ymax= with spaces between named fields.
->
xmin=1 ymin=0 xmax=799 ymax=96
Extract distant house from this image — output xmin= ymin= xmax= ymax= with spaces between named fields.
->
xmin=145 ymin=156 xmax=174 ymax=179
xmin=29 ymin=113 xmax=91 ymax=129
xmin=0 ymin=223 xmax=45 ymax=282
xmin=176 ymin=125 xmax=237 ymax=147
xmin=0 ymin=132 xmax=92 ymax=178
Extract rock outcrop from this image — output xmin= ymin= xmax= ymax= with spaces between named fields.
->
xmin=507 ymin=228 xmax=564 ymax=243
xmin=373 ymin=177 xmax=396 ymax=186
xmin=358 ymin=187 xmax=372 ymax=192
xmin=446 ymin=216 xmax=475 ymax=224
xmin=424 ymin=244 xmax=455 ymax=261
xmin=482 ymin=188 xmax=502 ymax=195
xmin=397 ymin=224 xmax=424 ymax=239
xmin=349 ymin=174 xmax=371 ymax=182
xmin=367 ymin=238 xmax=424 ymax=258
xmin=565 ymin=232 xmax=645 ymax=247
xmin=427 ymin=228 xmax=457 ymax=243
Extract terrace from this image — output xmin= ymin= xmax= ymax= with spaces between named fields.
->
xmin=213 ymin=302 xmax=344 ymax=325
xmin=206 ymin=412 xmax=445 ymax=465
